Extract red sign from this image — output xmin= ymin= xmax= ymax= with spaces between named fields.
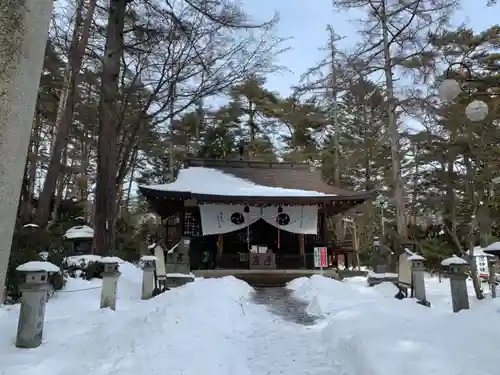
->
xmin=319 ymin=247 xmax=328 ymax=267
xmin=314 ymin=247 xmax=328 ymax=268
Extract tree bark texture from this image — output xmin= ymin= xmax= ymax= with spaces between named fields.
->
xmin=93 ymin=0 xmax=127 ymax=255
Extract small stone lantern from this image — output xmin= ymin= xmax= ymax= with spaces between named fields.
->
xmin=441 ymin=255 xmax=469 ymax=313
xmin=99 ymin=257 xmax=121 ymax=310
xmin=15 ymin=261 xmax=60 ymax=348
xmin=487 ymin=256 xmax=497 ymax=298
xmin=408 ymin=253 xmax=430 ymax=307
xmin=483 ymin=242 xmax=500 ymax=299
xmin=140 ymin=255 xmax=156 ymax=300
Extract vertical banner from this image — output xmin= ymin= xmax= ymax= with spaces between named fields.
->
xmin=314 ymin=247 xmax=327 ymax=268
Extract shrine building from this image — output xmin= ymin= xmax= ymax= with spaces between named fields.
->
xmin=139 ymin=157 xmax=372 ymax=271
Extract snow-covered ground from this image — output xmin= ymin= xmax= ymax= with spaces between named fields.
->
xmin=1 ymin=263 xmax=498 ymax=375
xmin=288 ymin=275 xmax=500 ymax=375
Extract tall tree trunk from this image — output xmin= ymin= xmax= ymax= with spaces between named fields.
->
xmin=380 ymin=2 xmax=407 ymax=242
xmin=93 ymin=0 xmax=126 ymax=255
xmin=464 ymin=153 xmax=484 ymax=300
xmin=124 ymin=147 xmax=138 ymax=211
xmin=35 ymin=0 xmax=97 ymax=226
xmin=20 ymin=112 xmax=42 ymax=222
xmin=48 ymin=146 xmax=69 ymax=229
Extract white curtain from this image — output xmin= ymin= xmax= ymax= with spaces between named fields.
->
xmin=199 ymin=204 xmax=260 ymax=235
xmin=261 ymin=205 xmax=318 ymax=235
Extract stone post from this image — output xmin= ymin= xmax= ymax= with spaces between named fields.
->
xmin=0 ymin=0 xmax=54 ymax=304
xmin=15 ymin=261 xmax=60 ymax=348
xmin=371 ymin=236 xmax=387 ymax=273
xmin=488 ymin=257 xmax=496 ymax=298
xmin=166 ymin=237 xmax=194 ymax=288
xmin=409 ymin=254 xmax=430 ymax=307
xmin=441 ymin=255 xmax=469 ymax=313
xmin=99 ymin=257 xmax=120 ymax=310
xmin=141 ymin=255 xmax=156 ymax=300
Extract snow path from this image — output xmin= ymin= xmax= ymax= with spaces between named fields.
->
xmin=246 ymin=304 xmax=337 ymax=375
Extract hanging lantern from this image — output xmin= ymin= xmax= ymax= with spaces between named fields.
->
xmin=438 ymin=79 xmax=461 ymax=102
xmin=465 ymin=100 xmax=488 ymax=122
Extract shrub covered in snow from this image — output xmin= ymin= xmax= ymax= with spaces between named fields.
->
xmin=62 ymin=255 xmax=105 ymax=280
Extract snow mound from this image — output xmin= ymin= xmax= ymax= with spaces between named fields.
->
xmin=289 ymin=274 xmax=500 ymax=375
xmin=285 ymin=276 xmax=309 ymax=291
xmin=0 ymin=276 xmax=255 ymax=375
xmin=64 ymin=254 xmax=102 ymax=267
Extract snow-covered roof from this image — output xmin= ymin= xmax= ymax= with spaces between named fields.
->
xmin=64 ymin=225 xmax=94 ymax=240
xmin=467 ymin=246 xmax=495 ymax=257
xmin=140 ymin=167 xmax=337 ymax=197
xmin=441 ymin=255 xmax=468 ymax=266
xmin=484 ymin=242 xmax=500 ymax=252
xmin=17 ymin=261 xmax=60 ymax=273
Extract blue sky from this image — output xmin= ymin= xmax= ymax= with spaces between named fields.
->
xmin=241 ymin=0 xmax=499 ymax=97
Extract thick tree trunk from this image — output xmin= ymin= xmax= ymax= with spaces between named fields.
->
xmin=380 ymin=4 xmax=407 ymax=242
xmin=93 ymin=0 xmax=126 ymax=255
xmin=464 ymin=154 xmax=484 ymax=300
xmin=20 ymin=112 xmax=42 ymax=222
xmin=35 ymin=0 xmax=97 ymax=226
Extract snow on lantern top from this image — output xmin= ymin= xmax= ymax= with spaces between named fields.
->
xmin=63 ymin=225 xmax=94 ymax=240
xmin=441 ymin=255 xmax=468 ymax=267
xmin=16 ymin=261 xmax=60 ymax=273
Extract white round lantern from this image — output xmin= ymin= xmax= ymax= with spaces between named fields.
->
xmin=465 ymin=100 xmax=488 ymax=122
xmin=438 ymin=79 xmax=461 ymax=102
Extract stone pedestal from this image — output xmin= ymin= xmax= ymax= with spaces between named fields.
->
xmin=411 ymin=257 xmax=430 ymax=307
xmin=166 ymin=237 xmax=194 ymax=288
xmin=141 ymin=256 xmax=156 ymax=300
xmin=15 ymin=261 xmax=59 ymax=348
xmin=99 ymin=258 xmax=120 ymax=310
xmin=441 ymin=256 xmax=470 ymax=313
xmin=449 ymin=272 xmax=469 ymax=313
xmin=0 ymin=0 xmax=54 ymax=302
xmin=488 ymin=260 xmax=496 ymax=298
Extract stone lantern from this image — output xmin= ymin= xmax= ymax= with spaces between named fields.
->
xmin=140 ymin=255 xmax=156 ymax=300
xmin=99 ymin=257 xmax=121 ymax=310
xmin=408 ymin=253 xmax=430 ymax=307
xmin=483 ymin=242 xmax=500 ymax=298
xmin=15 ymin=261 xmax=60 ymax=348
xmin=441 ymin=255 xmax=469 ymax=313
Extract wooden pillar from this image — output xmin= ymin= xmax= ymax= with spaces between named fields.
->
xmin=216 ymin=234 xmax=223 ymax=268
xmin=299 ymin=234 xmax=305 ymax=269
xmin=179 ymin=207 xmax=186 ymax=238
xmin=321 ymin=208 xmax=329 ymax=242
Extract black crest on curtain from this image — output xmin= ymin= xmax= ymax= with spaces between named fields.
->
xmin=276 ymin=213 xmax=290 ymax=226
xmin=231 ymin=212 xmax=245 ymax=225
